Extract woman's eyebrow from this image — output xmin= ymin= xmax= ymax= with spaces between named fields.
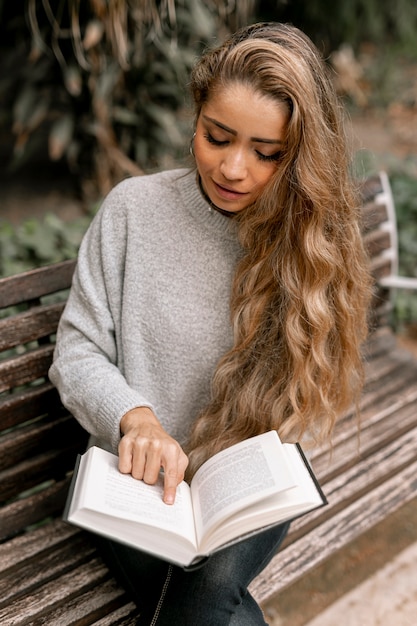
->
xmin=203 ymin=115 xmax=284 ymax=144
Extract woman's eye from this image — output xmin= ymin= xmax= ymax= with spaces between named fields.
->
xmin=204 ymin=132 xmax=228 ymax=146
xmin=256 ymin=151 xmax=282 ymax=162
xmin=204 ymin=132 xmax=282 ymax=162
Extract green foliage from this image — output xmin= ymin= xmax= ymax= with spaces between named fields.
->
xmin=1 ymin=1 xmax=255 ymax=196
xmin=1 ymin=0 xmax=417 ymax=328
xmin=0 ymin=210 xmax=95 ymax=278
xmin=2 ymin=0 xmax=416 ymax=197
xmin=390 ymin=165 xmax=417 ymax=277
xmin=383 ymin=162 xmax=417 ymax=327
xmin=256 ymin=0 xmax=417 ymax=54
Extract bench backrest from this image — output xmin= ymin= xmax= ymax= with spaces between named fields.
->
xmin=0 ymin=173 xmax=397 ymax=541
xmin=0 ymin=259 xmax=85 ymax=540
xmin=360 ymin=172 xmax=398 ymax=327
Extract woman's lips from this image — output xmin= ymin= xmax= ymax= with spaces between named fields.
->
xmin=213 ymin=181 xmax=248 ymax=200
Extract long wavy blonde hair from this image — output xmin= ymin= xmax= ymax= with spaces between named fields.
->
xmin=185 ymin=23 xmax=372 ymax=479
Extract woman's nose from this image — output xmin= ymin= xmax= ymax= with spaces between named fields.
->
xmin=219 ymin=148 xmax=247 ymax=181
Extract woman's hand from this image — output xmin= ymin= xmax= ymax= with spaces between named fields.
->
xmin=118 ymin=407 xmax=189 ymax=505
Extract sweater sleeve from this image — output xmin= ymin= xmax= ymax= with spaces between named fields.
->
xmin=49 ymin=182 xmax=155 ymax=452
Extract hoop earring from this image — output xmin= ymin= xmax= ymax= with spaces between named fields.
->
xmin=189 ymin=132 xmax=196 ymax=157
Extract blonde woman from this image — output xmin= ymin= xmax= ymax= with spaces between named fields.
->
xmin=50 ymin=22 xmax=371 ymax=625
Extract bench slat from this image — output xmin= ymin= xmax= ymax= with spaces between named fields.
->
xmin=26 ymin=578 xmax=138 ymax=626
xmin=361 ymin=200 xmax=388 ymax=232
xmin=0 ymin=518 xmax=80 ymax=572
xmin=0 ymin=344 xmax=54 ymax=393
xmin=364 ymin=350 xmax=411 ymax=385
xmin=358 ymin=175 xmax=383 ymax=204
xmin=364 ymin=229 xmax=392 ymax=258
xmin=323 ymin=428 xmax=417 ymax=513
xmin=0 ymin=383 xmax=63 ymax=432
xmin=313 ymin=384 xmax=417 ymax=483
xmin=0 ymin=259 xmax=76 ymax=309
xmin=369 ymin=255 xmax=393 ymax=281
xmin=363 ymin=325 xmax=397 ymax=356
xmin=0 ymin=414 xmax=86 ymax=472
xmin=0 ymin=447 xmax=81 ymax=502
xmin=0 ymin=301 xmax=65 ymax=351
xmin=0 ymin=478 xmax=72 ymax=540
xmin=88 ymin=603 xmax=140 ymax=626
xmin=0 ymin=532 xmax=97 ymax=608
xmin=0 ymin=558 xmax=110 ymax=625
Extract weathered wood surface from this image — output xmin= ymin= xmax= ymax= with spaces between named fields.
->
xmin=251 ymin=458 xmax=417 ymax=603
xmin=0 ymin=520 xmax=139 ymax=625
xmin=0 ymin=259 xmax=75 ymax=308
xmin=0 ymin=301 xmax=66 ymax=351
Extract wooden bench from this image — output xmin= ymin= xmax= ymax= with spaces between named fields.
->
xmin=1 ymin=172 xmax=417 ymax=624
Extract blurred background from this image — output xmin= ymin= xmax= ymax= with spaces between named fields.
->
xmin=0 ymin=2 xmax=416 ymax=624
xmin=1 ymin=1 xmax=416 ymax=290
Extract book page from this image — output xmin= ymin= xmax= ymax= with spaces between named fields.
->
xmin=191 ymin=431 xmax=297 ymax=544
xmin=78 ymin=447 xmax=197 ymax=544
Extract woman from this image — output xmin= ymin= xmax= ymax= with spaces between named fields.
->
xmin=50 ymin=22 xmax=371 ymax=625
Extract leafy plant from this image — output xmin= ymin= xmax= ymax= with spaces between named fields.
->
xmin=256 ymin=0 xmax=417 ymax=54
xmin=392 ymin=170 xmax=417 ymax=271
xmin=0 ymin=209 xmax=95 ymax=277
xmin=388 ymin=163 xmax=417 ymax=328
xmin=1 ymin=1 xmax=255 ymax=197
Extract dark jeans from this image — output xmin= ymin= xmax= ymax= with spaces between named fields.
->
xmin=95 ymin=521 xmax=290 ymax=625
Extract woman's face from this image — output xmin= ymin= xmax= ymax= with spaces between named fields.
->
xmin=193 ymin=82 xmax=289 ymax=213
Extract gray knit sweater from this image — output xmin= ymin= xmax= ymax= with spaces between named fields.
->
xmin=49 ymin=168 xmax=242 ymax=453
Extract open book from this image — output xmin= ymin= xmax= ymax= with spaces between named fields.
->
xmin=64 ymin=431 xmax=326 ymax=567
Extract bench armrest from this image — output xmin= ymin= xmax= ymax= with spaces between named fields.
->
xmin=379 ymin=275 xmax=417 ymax=291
